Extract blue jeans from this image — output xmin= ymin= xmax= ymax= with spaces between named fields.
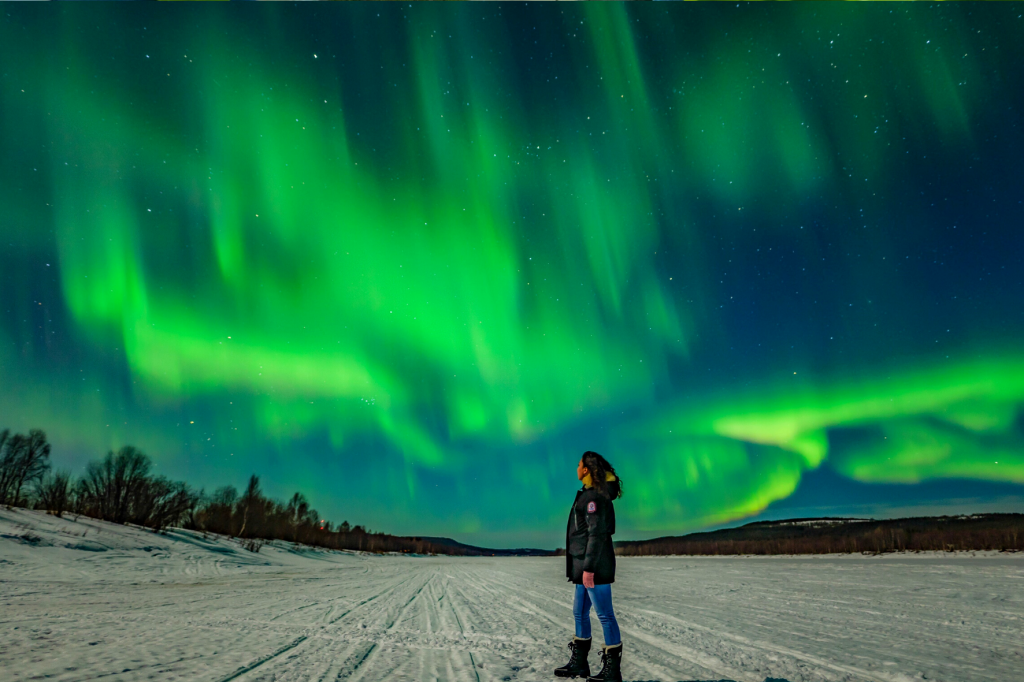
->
xmin=573 ymin=583 xmax=621 ymax=646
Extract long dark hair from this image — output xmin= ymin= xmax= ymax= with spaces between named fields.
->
xmin=581 ymin=451 xmax=623 ymax=499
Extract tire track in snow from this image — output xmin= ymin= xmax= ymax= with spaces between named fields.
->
xmin=214 ymin=635 xmax=308 ymax=682
xmin=508 ymin=578 xmax=760 ymax=682
xmin=62 ymin=652 xmax=212 ymax=682
xmin=384 ymin=568 xmax=433 ymax=630
xmin=268 ymin=599 xmax=321 ymax=622
xmin=326 ymin=569 xmax=416 ymax=625
xmin=441 ymin=568 xmax=483 ymax=682
xmin=633 ymin=606 xmax=902 ymax=682
xmin=224 ymin=568 xmax=419 ymax=680
xmin=336 ymin=642 xmax=377 ymax=681
xmin=288 ymin=569 xmax=418 ymax=681
xmin=333 ymin=568 xmax=438 ymax=681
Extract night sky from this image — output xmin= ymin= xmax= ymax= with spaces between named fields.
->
xmin=1 ymin=3 xmax=1022 ymax=548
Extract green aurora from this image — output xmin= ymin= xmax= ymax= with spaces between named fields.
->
xmin=1 ymin=4 xmax=1022 ymax=546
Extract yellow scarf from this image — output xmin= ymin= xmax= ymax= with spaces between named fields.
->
xmin=582 ymin=471 xmax=617 ymax=489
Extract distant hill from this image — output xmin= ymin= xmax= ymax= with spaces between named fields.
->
xmin=411 ymin=536 xmax=556 ymax=557
xmin=614 ymin=513 xmax=1024 ymax=555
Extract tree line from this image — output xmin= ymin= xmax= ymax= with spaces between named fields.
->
xmin=613 ymin=515 xmax=1024 ymax=555
xmin=0 ymin=427 xmax=479 ymax=556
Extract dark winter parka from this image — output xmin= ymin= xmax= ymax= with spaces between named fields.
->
xmin=565 ymin=475 xmax=619 ymax=585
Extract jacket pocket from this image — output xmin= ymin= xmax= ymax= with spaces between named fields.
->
xmin=567 ymin=534 xmax=588 ymax=558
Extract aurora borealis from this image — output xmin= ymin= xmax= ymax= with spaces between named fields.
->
xmin=1 ymin=4 xmax=1022 ymax=547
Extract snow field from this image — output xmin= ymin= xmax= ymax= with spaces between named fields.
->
xmin=1 ymin=508 xmax=1022 ymax=682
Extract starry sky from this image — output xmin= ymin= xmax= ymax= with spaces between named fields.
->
xmin=1 ymin=3 xmax=1023 ymax=548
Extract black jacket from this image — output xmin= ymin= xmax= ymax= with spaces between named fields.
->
xmin=565 ymin=479 xmax=618 ymax=585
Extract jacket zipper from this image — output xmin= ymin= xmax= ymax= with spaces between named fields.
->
xmin=573 ymin=492 xmax=580 ymax=531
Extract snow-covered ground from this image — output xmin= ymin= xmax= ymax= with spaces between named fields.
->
xmin=1 ymin=508 xmax=1021 ymax=682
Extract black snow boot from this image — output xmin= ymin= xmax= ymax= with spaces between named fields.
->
xmin=586 ymin=642 xmax=622 ymax=682
xmin=554 ymin=637 xmax=592 ymax=678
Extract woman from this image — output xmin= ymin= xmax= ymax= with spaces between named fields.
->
xmin=555 ymin=451 xmax=623 ymax=682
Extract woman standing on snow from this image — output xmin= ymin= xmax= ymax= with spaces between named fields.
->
xmin=555 ymin=451 xmax=623 ymax=682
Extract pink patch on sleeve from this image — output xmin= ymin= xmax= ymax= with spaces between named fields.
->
xmin=587 ymin=501 xmax=596 ymax=513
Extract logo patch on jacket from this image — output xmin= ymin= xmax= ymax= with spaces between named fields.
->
xmin=587 ymin=501 xmax=597 ymax=513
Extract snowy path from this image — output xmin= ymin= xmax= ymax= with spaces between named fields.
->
xmin=1 ymin=509 xmax=1022 ymax=682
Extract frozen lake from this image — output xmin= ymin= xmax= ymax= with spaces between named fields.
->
xmin=1 ymin=508 xmax=1021 ymax=682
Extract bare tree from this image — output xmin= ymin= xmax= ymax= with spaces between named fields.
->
xmin=0 ymin=429 xmax=13 ymax=504
xmin=79 ymin=446 xmax=152 ymax=523
xmin=286 ymin=492 xmax=317 ymax=542
xmin=194 ymin=485 xmax=238 ymax=535
xmin=137 ymin=477 xmax=199 ymax=532
xmin=0 ymin=429 xmax=51 ymax=507
xmin=36 ymin=470 xmax=73 ymax=517
xmin=236 ymin=475 xmax=263 ymax=538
